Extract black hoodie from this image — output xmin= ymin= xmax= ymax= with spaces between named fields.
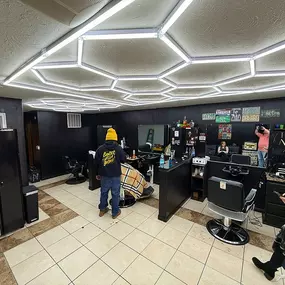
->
xmin=94 ymin=141 xmax=126 ymax=177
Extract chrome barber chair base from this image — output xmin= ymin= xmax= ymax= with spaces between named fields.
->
xmin=206 ymin=219 xmax=249 ymax=245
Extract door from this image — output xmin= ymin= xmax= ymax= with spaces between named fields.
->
xmin=0 ymin=129 xmax=24 ymax=234
xmin=25 ymin=119 xmax=41 ymax=170
xmin=97 ymin=125 xmax=116 ymax=147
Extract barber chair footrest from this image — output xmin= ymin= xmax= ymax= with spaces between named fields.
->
xmin=206 ymin=219 xmax=249 ymax=245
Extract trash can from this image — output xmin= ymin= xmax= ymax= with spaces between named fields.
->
xmin=23 ymin=185 xmax=39 ymax=224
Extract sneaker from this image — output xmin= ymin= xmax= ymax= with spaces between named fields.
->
xmin=112 ymin=210 xmax=121 ymax=219
xmin=99 ymin=208 xmax=109 ymax=217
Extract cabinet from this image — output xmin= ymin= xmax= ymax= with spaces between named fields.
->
xmin=191 ymin=163 xmax=206 ymax=201
xmin=0 ymin=129 xmax=25 ymax=235
xmin=264 ymin=175 xmax=285 ymax=228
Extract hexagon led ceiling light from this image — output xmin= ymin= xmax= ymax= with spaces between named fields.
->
xmin=3 ymin=0 xmax=285 ymax=112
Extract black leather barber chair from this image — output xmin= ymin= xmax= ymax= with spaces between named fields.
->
xmin=231 ymin=154 xmax=251 ymax=165
xmin=63 ymin=156 xmax=86 ymax=185
xmin=206 ymin=176 xmax=257 ymax=245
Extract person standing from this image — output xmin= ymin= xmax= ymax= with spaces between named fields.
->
xmin=95 ymin=128 xmax=126 ymax=219
xmin=255 ymin=125 xmax=270 ymax=168
xmin=252 ymin=195 xmax=285 ymax=281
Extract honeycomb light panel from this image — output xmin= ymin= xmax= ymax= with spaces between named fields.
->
xmin=4 ymin=0 xmax=136 ymax=85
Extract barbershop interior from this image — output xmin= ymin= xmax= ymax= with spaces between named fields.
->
xmin=2 ymin=1 xmax=285 ymax=285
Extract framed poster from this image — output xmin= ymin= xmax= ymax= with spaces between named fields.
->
xmin=216 ymin=115 xmax=231 ymax=123
xmin=242 ymin=107 xmax=260 ymax=122
xmin=261 ymin=109 xmax=280 ymax=118
xmin=216 ymin=109 xmax=231 ymax=116
xmin=202 ymin=113 xmax=216 ymax=120
xmin=218 ymin=124 xmax=232 ymax=140
xmin=230 ymin=108 xmax=242 ymax=122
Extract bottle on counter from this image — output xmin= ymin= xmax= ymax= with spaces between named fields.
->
xmin=191 ymin=147 xmax=196 ymax=157
xmin=160 ymin=153 xmax=165 ymax=168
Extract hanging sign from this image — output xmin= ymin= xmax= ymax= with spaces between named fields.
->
xmin=216 ymin=115 xmax=231 ymax=123
xmin=218 ymin=124 xmax=232 ymax=140
xmin=261 ymin=109 xmax=280 ymax=118
xmin=202 ymin=113 xmax=216 ymax=121
xmin=242 ymin=107 xmax=260 ymax=122
xmin=230 ymin=108 xmax=242 ymax=122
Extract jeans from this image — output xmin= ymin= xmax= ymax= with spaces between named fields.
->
xmin=258 ymin=150 xmax=268 ymax=168
xmin=99 ymin=176 xmax=121 ymax=216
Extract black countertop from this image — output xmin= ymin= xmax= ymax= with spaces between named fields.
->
xmin=159 ymin=158 xmax=191 ymax=172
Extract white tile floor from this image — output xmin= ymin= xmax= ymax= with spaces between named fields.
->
xmin=4 ymin=182 xmax=284 ymax=285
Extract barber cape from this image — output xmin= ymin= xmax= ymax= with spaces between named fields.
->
xmin=120 ymin=163 xmax=148 ymax=199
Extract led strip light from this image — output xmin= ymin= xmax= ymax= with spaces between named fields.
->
xmin=3 ymin=0 xmax=285 ymax=109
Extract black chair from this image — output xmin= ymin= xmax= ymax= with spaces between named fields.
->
xmin=231 ymin=154 xmax=251 ymax=165
xmin=206 ymin=176 xmax=257 ymax=245
xmin=62 ymin=156 xmax=86 ymax=185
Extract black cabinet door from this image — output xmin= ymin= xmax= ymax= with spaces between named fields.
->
xmin=0 ymin=130 xmax=24 ymax=234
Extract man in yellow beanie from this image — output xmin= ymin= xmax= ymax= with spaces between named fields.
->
xmin=94 ymin=128 xmax=126 ymax=219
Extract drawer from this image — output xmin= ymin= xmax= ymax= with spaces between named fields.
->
xmin=266 ymin=182 xmax=285 ymax=205
xmin=267 ymin=203 xmax=285 ymax=217
xmin=263 ymin=213 xmax=285 ymax=228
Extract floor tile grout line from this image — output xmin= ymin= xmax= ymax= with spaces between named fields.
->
xmin=2 ymin=253 xmax=19 ymax=285
xmin=158 ymin=222 xmax=196 ymax=285
xmin=240 ymin=244 xmax=246 ymax=284
xmin=6 ymin=238 xmax=45 ymax=269
xmin=196 ymin=239 xmax=214 ymax=285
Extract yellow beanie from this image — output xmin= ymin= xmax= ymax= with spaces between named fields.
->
xmin=106 ymin=128 xmax=118 ymax=141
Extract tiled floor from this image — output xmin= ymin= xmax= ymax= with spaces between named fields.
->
xmin=0 ymin=180 xmax=283 ymax=284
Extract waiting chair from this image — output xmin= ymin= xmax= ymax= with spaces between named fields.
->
xmin=231 ymin=154 xmax=251 ymax=165
xmin=62 ymin=156 xmax=86 ymax=185
xmin=206 ymin=176 xmax=257 ymax=245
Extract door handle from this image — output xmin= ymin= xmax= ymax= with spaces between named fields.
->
xmin=0 ymin=182 xmax=3 ymax=187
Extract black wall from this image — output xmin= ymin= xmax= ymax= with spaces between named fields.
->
xmin=85 ymin=98 xmax=285 ymax=150
xmin=37 ymin=111 xmax=92 ymax=179
xmin=0 ymin=97 xmax=28 ymax=186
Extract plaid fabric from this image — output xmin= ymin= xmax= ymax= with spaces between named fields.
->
xmin=121 ymin=163 xmax=148 ymax=199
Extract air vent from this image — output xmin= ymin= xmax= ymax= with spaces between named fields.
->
xmin=67 ymin=113 xmax=81 ymax=128
xmin=0 ymin=113 xmax=7 ymax=129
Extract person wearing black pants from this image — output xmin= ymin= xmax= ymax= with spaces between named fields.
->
xmin=252 ymin=195 xmax=285 ymax=281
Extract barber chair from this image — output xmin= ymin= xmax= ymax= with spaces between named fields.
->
xmin=231 ymin=154 xmax=251 ymax=165
xmin=62 ymin=156 xmax=86 ymax=185
xmin=206 ymin=176 xmax=257 ymax=245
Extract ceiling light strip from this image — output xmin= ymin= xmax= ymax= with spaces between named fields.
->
xmin=215 ymin=73 xmax=252 ymax=87
xmin=80 ymin=63 xmax=116 ymax=80
xmin=33 ymin=62 xmax=78 ymax=70
xmin=160 ymin=34 xmax=190 ymax=62
xmin=4 ymin=0 xmax=135 ymax=84
xmin=7 ymin=82 xmax=126 ymax=105
xmin=159 ymin=78 xmax=177 ymax=88
xmin=192 ymin=56 xmax=251 ymax=64
xmin=111 ymin=79 xmax=118 ymax=89
xmin=82 ymin=28 xmax=158 ymax=40
xmin=160 ymin=0 xmax=194 ymax=35
xmin=77 ymin=38 xmax=83 ymax=65
xmin=250 ymin=60 xmax=255 ymax=75
xmin=255 ymin=71 xmax=285 ymax=77
xmin=31 ymin=69 xmax=46 ymax=83
xmin=118 ymin=76 xmax=158 ymax=81
xmin=159 ymin=62 xmax=189 ymax=78
xmin=254 ymin=40 xmax=285 ymax=59
xmin=177 ymin=84 xmax=212 ymax=89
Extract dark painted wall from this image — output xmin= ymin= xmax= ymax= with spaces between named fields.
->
xmin=85 ymin=98 xmax=285 ymax=150
xmin=37 ymin=111 xmax=92 ymax=179
xmin=0 ymin=97 xmax=28 ymax=186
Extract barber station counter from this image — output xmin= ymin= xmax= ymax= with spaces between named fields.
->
xmin=158 ymin=158 xmax=191 ymax=222
xmin=264 ymin=173 xmax=285 ymax=228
